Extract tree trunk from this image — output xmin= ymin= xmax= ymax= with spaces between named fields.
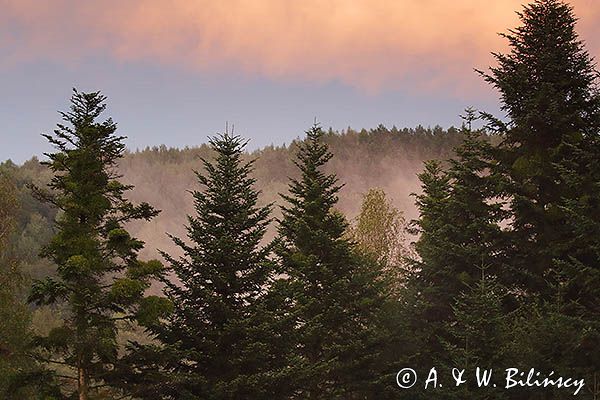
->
xmin=78 ymin=364 xmax=88 ymax=400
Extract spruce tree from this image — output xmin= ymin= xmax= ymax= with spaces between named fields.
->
xmin=122 ymin=133 xmax=287 ymax=399
xmin=479 ymin=0 xmax=600 ymax=387
xmin=407 ymin=160 xmax=451 ymax=371
xmin=479 ymin=0 xmax=600 ymax=297
xmin=28 ymin=90 xmax=170 ymax=400
xmin=408 ymin=114 xmax=505 ymax=372
xmin=275 ymin=124 xmax=387 ymax=398
xmin=442 ymin=272 xmax=510 ymax=400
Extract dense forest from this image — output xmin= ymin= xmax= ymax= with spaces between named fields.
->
xmin=1 ymin=0 xmax=599 ymax=399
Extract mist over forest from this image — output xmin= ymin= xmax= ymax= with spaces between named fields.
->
xmin=121 ymin=125 xmax=468 ymax=257
xmin=5 ymin=124 xmax=468 ymax=268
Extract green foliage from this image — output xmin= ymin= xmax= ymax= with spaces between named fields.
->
xmin=482 ymin=0 xmax=600 ymax=392
xmin=1 ymin=115 xmax=472 ymax=399
xmin=4 ymin=122 xmax=466 ymax=279
xmin=0 ymin=174 xmax=17 ymax=246
xmin=414 ymin=131 xmax=502 ymax=301
xmin=127 ymin=259 xmax=165 ymax=280
xmin=135 ymin=296 xmax=173 ymax=328
xmin=403 ymin=110 xmax=508 ymax=398
xmin=441 ymin=273 xmax=511 ymax=399
xmin=109 ymin=278 xmax=146 ymax=304
xmin=0 ymin=172 xmax=58 ymax=398
xmin=1 ymin=2 xmax=598 ymax=398
xmin=27 ymin=89 xmax=166 ymax=399
xmin=0 ymin=173 xmax=30 ymax=394
xmin=275 ymin=124 xmax=389 ymax=398
xmin=405 ymin=1 xmax=600 ymax=398
xmin=350 ymin=188 xmax=412 ymax=294
xmin=117 ymin=133 xmax=286 ymax=399
xmin=480 ymin=0 xmax=600 ymax=298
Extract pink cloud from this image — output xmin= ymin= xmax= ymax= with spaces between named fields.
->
xmin=2 ymin=0 xmax=598 ymax=94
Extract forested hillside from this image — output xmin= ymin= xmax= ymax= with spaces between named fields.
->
xmin=120 ymin=125 xmax=467 ymax=257
xmin=3 ymin=124 xmax=466 ymax=267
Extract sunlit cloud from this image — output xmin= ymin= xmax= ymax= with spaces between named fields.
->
xmin=2 ymin=0 xmax=599 ymax=94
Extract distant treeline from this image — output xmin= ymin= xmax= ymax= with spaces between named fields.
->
xmin=3 ymin=123 xmax=469 ymax=269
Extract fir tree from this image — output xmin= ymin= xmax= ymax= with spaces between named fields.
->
xmin=403 ymin=159 xmax=452 ymax=379
xmin=408 ymin=113 xmax=505 ymax=372
xmin=442 ymin=271 xmax=510 ymax=400
xmin=28 ymin=90 xmax=169 ymax=400
xmin=479 ymin=0 xmax=600 ymax=297
xmin=123 ymin=133 xmax=287 ymax=399
xmin=275 ymin=124 xmax=387 ymax=399
xmin=479 ymin=0 xmax=600 ymax=387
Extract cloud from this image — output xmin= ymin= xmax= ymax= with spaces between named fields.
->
xmin=1 ymin=0 xmax=599 ymax=93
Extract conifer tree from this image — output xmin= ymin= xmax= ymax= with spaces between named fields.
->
xmin=28 ymin=90 xmax=169 ymax=400
xmin=407 ymin=160 xmax=451 ymax=368
xmin=276 ymin=124 xmax=387 ymax=398
xmin=123 ymin=133 xmax=287 ymax=399
xmin=408 ymin=114 xmax=505 ymax=370
xmin=479 ymin=0 xmax=600 ymax=297
xmin=442 ymin=272 xmax=509 ymax=400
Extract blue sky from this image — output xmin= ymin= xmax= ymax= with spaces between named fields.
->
xmin=0 ymin=58 xmax=501 ymax=163
xmin=1 ymin=0 xmax=597 ymax=163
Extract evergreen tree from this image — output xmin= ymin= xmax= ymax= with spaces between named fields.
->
xmin=442 ymin=271 xmax=510 ymax=400
xmin=28 ymin=90 xmax=169 ymax=400
xmin=479 ymin=0 xmax=600 ymax=389
xmin=275 ymin=124 xmax=387 ymax=398
xmin=403 ymin=159 xmax=452 ymax=382
xmin=121 ymin=133 xmax=287 ymax=399
xmin=479 ymin=0 xmax=600 ymax=297
xmin=407 ymin=113 xmax=505 ymax=374
xmin=502 ymin=296 xmax=594 ymax=399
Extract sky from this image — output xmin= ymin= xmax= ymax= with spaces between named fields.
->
xmin=1 ymin=0 xmax=599 ymax=163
